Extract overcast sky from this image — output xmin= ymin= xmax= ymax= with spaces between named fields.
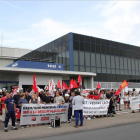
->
xmin=0 ymin=1 xmax=140 ymax=50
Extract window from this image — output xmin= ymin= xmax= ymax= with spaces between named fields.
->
xmin=106 ymin=47 xmax=111 ymax=55
xmin=124 ymin=58 xmax=128 ymax=69
xmin=111 ymin=56 xmax=115 ymax=68
xmin=91 ymin=44 xmax=95 ymax=52
xmin=101 ymin=54 xmax=106 ymax=67
xmin=107 ymin=69 xmax=111 ymax=73
xmin=74 ymin=66 xmax=78 ymax=71
xmin=85 ymin=36 xmax=90 ymax=42
xmin=102 ymin=68 xmax=106 ymax=73
xmin=120 ymin=57 xmax=124 ymax=69
xmin=91 ymin=67 xmax=96 ymax=73
xmin=97 ymin=68 xmax=101 ymax=73
xmin=79 ymin=35 xmax=84 ymax=41
xmin=96 ymin=45 xmax=101 ymax=53
xmin=91 ymin=53 xmax=96 ymax=66
xmin=80 ymin=42 xmax=84 ymax=51
xmin=112 ymin=69 xmax=115 ymax=74
xmin=80 ymin=66 xmax=86 ymax=72
xmin=131 ymin=59 xmax=135 ymax=70
xmin=85 ymin=52 xmax=90 ymax=66
xmin=115 ymin=56 xmax=120 ymax=69
xmin=128 ymin=58 xmax=131 ymax=70
xmin=80 ymin=51 xmax=84 ymax=65
xmin=106 ymin=55 xmax=111 ymax=68
xmin=96 ymin=38 xmax=100 ymax=44
xmin=85 ymin=43 xmax=90 ymax=52
xmin=73 ymin=41 xmax=79 ymax=50
xmin=96 ymin=53 xmax=101 ymax=67
xmin=73 ymin=34 xmax=78 ymax=40
xmin=74 ymin=51 xmax=79 ymax=65
xmin=135 ymin=59 xmax=139 ymax=70
xmin=86 ymin=67 xmax=90 ymax=72
xmin=91 ymin=37 xmax=96 ymax=44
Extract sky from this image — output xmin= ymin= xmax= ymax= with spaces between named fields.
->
xmin=0 ymin=0 xmax=140 ymax=50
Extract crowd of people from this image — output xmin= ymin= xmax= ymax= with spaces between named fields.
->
xmin=0 ymin=87 xmax=140 ymax=131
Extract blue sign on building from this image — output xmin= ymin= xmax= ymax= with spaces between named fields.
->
xmin=7 ymin=60 xmax=63 ymax=70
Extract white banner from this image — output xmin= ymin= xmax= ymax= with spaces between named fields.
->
xmin=20 ymin=103 xmax=69 ymax=125
xmin=73 ymin=99 xmax=110 ymax=116
xmin=130 ymin=97 xmax=140 ymax=110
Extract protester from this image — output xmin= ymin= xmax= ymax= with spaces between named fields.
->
xmin=42 ymin=90 xmax=52 ymax=104
xmin=100 ymin=90 xmax=106 ymax=100
xmin=29 ymin=94 xmax=38 ymax=127
xmin=18 ymin=93 xmax=28 ymax=128
xmin=69 ymin=91 xmax=75 ymax=120
xmin=4 ymin=92 xmax=18 ymax=132
xmin=88 ymin=91 xmax=94 ymax=99
xmin=72 ymin=91 xmax=84 ymax=128
xmin=0 ymin=93 xmax=9 ymax=122
xmin=130 ymin=93 xmax=136 ymax=113
xmin=123 ymin=92 xmax=129 ymax=110
xmin=25 ymin=91 xmax=31 ymax=103
xmin=64 ymin=94 xmax=71 ymax=123
xmin=108 ymin=95 xmax=115 ymax=117
xmin=13 ymin=89 xmax=21 ymax=108
xmin=35 ymin=92 xmax=41 ymax=103
xmin=39 ymin=89 xmax=45 ymax=100
xmin=54 ymin=91 xmax=65 ymax=105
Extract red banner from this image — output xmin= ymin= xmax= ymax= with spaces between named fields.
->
xmin=15 ymin=108 xmax=21 ymax=119
xmin=0 ymin=104 xmax=2 ymax=115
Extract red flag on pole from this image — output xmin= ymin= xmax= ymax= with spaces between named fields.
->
xmin=33 ymin=74 xmax=38 ymax=93
xmin=73 ymin=80 xmax=78 ymax=89
xmin=119 ymin=80 xmax=129 ymax=90
xmin=96 ymin=82 xmax=101 ymax=89
xmin=69 ymin=79 xmax=74 ymax=92
xmin=57 ymin=80 xmax=61 ymax=89
xmin=13 ymin=86 xmax=17 ymax=96
xmin=78 ymin=74 xmax=81 ymax=88
xmin=62 ymin=81 xmax=68 ymax=90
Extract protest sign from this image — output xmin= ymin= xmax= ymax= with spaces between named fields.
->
xmin=73 ymin=99 xmax=110 ymax=116
xmin=20 ymin=103 xmax=69 ymax=125
xmin=130 ymin=96 xmax=140 ymax=110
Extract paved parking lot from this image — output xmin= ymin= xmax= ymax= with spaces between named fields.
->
xmin=0 ymin=110 xmax=140 ymax=140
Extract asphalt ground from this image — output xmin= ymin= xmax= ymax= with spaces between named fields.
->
xmin=0 ymin=110 xmax=140 ymax=140
xmin=31 ymin=122 xmax=140 ymax=140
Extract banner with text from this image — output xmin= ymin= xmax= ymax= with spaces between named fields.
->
xmin=73 ymin=99 xmax=110 ymax=116
xmin=20 ymin=103 xmax=69 ymax=125
xmin=130 ymin=97 xmax=140 ymax=110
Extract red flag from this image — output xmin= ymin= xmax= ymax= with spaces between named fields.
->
xmin=78 ymin=74 xmax=81 ymax=88
xmin=57 ymin=80 xmax=61 ymax=89
xmin=69 ymin=79 xmax=74 ymax=92
xmin=73 ymin=80 xmax=78 ymax=89
xmin=62 ymin=81 xmax=68 ymax=90
xmin=45 ymin=85 xmax=49 ymax=91
xmin=13 ymin=86 xmax=17 ymax=96
xmin=33 ymin=74 xmax=38 ymax=93
xmin=96 ymin=82 xmax=101 ymax=89
xmin=114 ymin=89 xmax=121 ymax=95
xmin=119 ymin=80 xmax=129 ymax=90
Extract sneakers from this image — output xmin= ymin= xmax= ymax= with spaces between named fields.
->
xmin=87 ymin=117 xmax=91 ymax=120
xmin=67 ymin=121 xmax=70 ymax=123
xmin=12 ymin=126 xmax=18 ymax=130
xmin=93 ymin=116 xmax=96 ymax=119
xmin=4 ymin=128 xmax=8 ymax=132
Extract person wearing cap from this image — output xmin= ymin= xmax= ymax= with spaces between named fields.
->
xmin=13 ymin=89 xmax=20 ymax=108
xmin=72 ymin=91 xmax=84 ymax=128
xmin=4 ymin=92 xmax=18 ymax=132
xmin=20 ymin=88 xmax=24 ymax=94
xmin=65 ymin=94 xmax=71 ymax=123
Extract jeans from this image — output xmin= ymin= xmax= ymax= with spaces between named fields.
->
xmin=5 ymin=111 xmax=15 ymax=128
xmin=75 ymin=110 xmax=83 ymax=126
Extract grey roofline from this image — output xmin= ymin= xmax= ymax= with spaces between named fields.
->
xmin=0 ymin=67 xmax=96 ymax=77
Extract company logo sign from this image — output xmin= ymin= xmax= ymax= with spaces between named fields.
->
xmin=12 ymin=63 xmax=18 ymax=67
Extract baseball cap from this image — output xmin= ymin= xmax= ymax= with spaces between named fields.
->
xmin=65 ymin=94 xmax=70 ymax=97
